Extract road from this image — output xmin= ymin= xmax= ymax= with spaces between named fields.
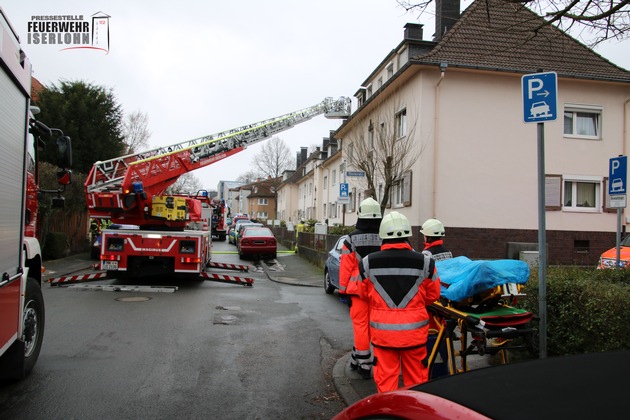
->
xmin=0 ymin=240 xmax=353 ymax=419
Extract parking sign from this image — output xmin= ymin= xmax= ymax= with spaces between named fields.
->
xmin=522 ymin=72 xmax=557 ymax=123
xmin=609 ymin=156 xmax=627 ymax=195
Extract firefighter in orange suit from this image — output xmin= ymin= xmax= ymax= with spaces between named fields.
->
xmin=338 ymin=197 xmax=382 ymax=379
xmin=351 ymin=211 xmax=441 ymax=393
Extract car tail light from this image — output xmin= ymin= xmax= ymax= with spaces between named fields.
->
xmin=101 ymin=254 xmax=120 ymax=261
xmin=181 ymin=257 xmax=201 ymax=264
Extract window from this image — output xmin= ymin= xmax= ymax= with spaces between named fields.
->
xmin=349 ymin=188 xmax=356 ymax=212
xmin=257 ymin=198 xmax=268 ymax=205
xmin=339 ymin=163 xmax=345 ymax=181
xmin=395 ymin=108 xmax=407 ymax=139
xmin=546 ymin=174 xmax=602 ymax=212
xmin=323 ymin=175 xmax=327 ymax=190
xmin=347 ymin=142 xmax=353 ymax=162
xmin=332 ymin=170 xmax=337 ymax=185
xmin=387 ymin=62 xmax=394 ymax=79
xmin=390 ymin=171 xmax=412 ymax=208
xmin=323 ymin=203 xmax=326 ymax=217
xmin=368 ymin=122 xmax=374 ymax=149
xmin=366 ymin=84 xmax=373 ymax=98
xmin=564 ymin=104 xmax=602 ymax=139
xmin=377 ymin=77 xmax=383 ymax=89
xmin=257 ymin=212 xmax=267 ymax=219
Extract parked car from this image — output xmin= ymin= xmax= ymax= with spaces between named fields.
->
xmin=237 ymin=226 xmax=277 ymax=260
xmin=228 ymin=218 xmax=251 ymax=244
xmin=598 ymin=235 xmax=630 ymax=268
xmin=333 ymin=350 xmax=629 ymax=420
xmin=324 ymin=235 xmax=347 ymax=294
xmin=235 ymin=222 xmax=263 ymax=244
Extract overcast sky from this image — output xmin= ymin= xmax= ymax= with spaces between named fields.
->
xmin=3 ymin=0 xmax=629 ymax=191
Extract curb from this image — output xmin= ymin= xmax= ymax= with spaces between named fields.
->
xmin=332 ymin=352 xmax=363 ymax=406
xmin=260 ymin=260 xmax=320 ymax=287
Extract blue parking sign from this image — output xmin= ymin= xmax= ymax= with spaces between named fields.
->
xmin=609 ymin=156 xmax=627 ymax=195
xmin=522 ymin=72 xmax=557 ymax=123
xmin=340 ymin=183 xmax=349 ymax=198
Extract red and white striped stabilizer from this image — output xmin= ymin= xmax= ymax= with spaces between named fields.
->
xmin=199 ymin=272 xmax=254 ymax=287
xmin=48 ymin=271 xmax=108 ymax=286
xmin=206 ymin=261 xmax=250 ymax=272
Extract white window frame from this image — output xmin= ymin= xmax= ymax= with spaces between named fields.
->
xmin=386 ymin=62 xmax=394 ymax=79
xmin=323 ymin=175 xmax=327 ymax=190
xmin=563 ymin=104 xmax=602 ymax=140
xmin=395 ymin=108 xmax=407 ymax=139
xmin=332 ymin=169 xmax=337 ymax=186
xmin=562 ymin=174 xmax=602 ymax=213
xmin=257 ymin=198 xmax=268 ymax=205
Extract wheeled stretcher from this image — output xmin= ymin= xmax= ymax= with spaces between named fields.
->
xmin=424 ymin=257 xmax=536 ymax=378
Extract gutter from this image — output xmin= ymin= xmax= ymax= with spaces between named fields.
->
xmin=433 ymin=62 xmax=447 ymax=216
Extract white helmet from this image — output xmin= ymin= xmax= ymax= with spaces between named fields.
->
xmin=421 ymin=218 xmax=445 ymax=237
xmin=358 ymin=197 xmax=382 ymax=219
xmin=379 ymin=211 xmax=412 ymax=239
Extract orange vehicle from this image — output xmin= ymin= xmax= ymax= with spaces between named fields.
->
xmin=597 ymin=235 xmax=630 ymax=269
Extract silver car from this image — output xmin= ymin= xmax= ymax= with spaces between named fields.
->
xmin=324 ymin=235 xmax=347 ymax=294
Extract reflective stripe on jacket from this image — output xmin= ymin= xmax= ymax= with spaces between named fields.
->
xmin=423 ymin=239 xmax=453 ymax=261
xmin=339 ymin=231 xmax=381 ymax=295
xmin=359 ymin=242 xmax=441 ymax=349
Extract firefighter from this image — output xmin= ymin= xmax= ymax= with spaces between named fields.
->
xmin=421 ymin=218 xmax=453 ymax=261
xmin=339 ymin=197 xmax=382 ymax=379
xmin=353 ymin=211 xmax=441 ymax=393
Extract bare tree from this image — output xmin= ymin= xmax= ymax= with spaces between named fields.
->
xmin=237 ymin=170 xmax=263 ymax=184
xmin=122 ymin=110 xmax=151 ymax=154
xmin=397 ymin=0 xmax=630 ymax=46
xmin=164 ymin=172 xmax=201 ymax=195
xmin=344 ymin=100 xmax=424 ymax=212
xmin=253 ymin=136 xmax=295 ymax=179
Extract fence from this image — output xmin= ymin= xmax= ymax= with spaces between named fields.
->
xmin=270 ymin=226 xmax=342 ymax=269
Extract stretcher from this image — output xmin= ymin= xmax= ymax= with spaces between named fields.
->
xmin=425 ymin=257 xmax=536 ymax=378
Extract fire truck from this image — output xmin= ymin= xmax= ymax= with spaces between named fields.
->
xmin=84 ymin=97 xmax=350 ymax=281
xmin=210 ymin=197 xmax=229 ymax=241
xmin=0 ymin=8 xmax=72 ymax=378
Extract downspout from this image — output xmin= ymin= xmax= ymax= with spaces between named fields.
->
xmin=433 ymin=63 xmax=447 ymax=216
xmin=624 ymin=98 xmax=630 ymax=230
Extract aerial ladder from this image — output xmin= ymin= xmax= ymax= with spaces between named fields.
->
xmin=48 ymin=97 xmax=351 ymax=287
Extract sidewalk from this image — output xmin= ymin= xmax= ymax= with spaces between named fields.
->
xmin=261 ymin=244 xmax=378 ymax=405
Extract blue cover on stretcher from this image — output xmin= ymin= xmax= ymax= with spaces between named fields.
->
xmin=435 ymin=256 xmax=530 ymax=302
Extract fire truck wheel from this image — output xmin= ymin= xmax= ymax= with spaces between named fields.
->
xmin=23 ymin=277 xmax=45 ymax=374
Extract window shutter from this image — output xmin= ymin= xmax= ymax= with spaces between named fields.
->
xmin=403 ymin=171 xmax=412 ymax=206
xmin=545 ymin=174 xmax=562 ymax=210
xmin=603 ymin=177 xmax=616 ymax=213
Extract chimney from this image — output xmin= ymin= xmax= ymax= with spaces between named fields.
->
xmin=300 ymin=147 xmax=307 ymax=163
xmin=434 ymin=0 xmax=461 ymax=42
xmin=404 ymin=23 xmax=424 ymax=41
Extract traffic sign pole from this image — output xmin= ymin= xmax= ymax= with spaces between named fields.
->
xmin=523 ymin=72 xmax=556 ymax=360
xmin=537 ymin=122 xmax=547 ymax=359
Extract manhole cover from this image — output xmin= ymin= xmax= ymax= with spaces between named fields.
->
xmin=115 ymin=296 xmax=152 ymax=302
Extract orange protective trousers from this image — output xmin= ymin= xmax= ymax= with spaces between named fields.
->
xmin=350 ymin=297 xmax=370 ymax=353
xmin=372 ymin=345 xmax=429 ymax=393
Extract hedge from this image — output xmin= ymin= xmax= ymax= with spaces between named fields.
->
xmin=518 ymin=266 xmax=630 ymax=356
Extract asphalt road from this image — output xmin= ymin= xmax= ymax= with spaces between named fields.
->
xmin=0 ymin=240 xmax=353 ymax=419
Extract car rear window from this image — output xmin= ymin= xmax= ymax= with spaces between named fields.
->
xmin=243 ymin=228 xmax=273 ymax=237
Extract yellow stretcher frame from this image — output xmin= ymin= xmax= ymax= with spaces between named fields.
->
xmin=425 ymin=300 xmax=536 ymax=378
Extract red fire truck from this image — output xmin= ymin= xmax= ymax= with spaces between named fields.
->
xmin=84 ymin=97 xmax=350 ymax=281
xmin=0 ymin=8 xmax=72 ymax=378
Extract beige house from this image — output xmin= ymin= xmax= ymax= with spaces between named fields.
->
xmin=331 ymin=0 xmax=630 ymax=265
xmin=275 ymin=0 xmax=630 ymax=264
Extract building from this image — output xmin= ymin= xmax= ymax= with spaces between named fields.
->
xmin=332 ymin=0 xmax=630 ymax=264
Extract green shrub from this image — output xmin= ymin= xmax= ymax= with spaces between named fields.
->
xmin=43 ymin=232 xmax=68 ymax=260
xmin=329 ymin=224 xmax=354 ymax=235
xmin=519 ymin=266 xmax=630 ymax=356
